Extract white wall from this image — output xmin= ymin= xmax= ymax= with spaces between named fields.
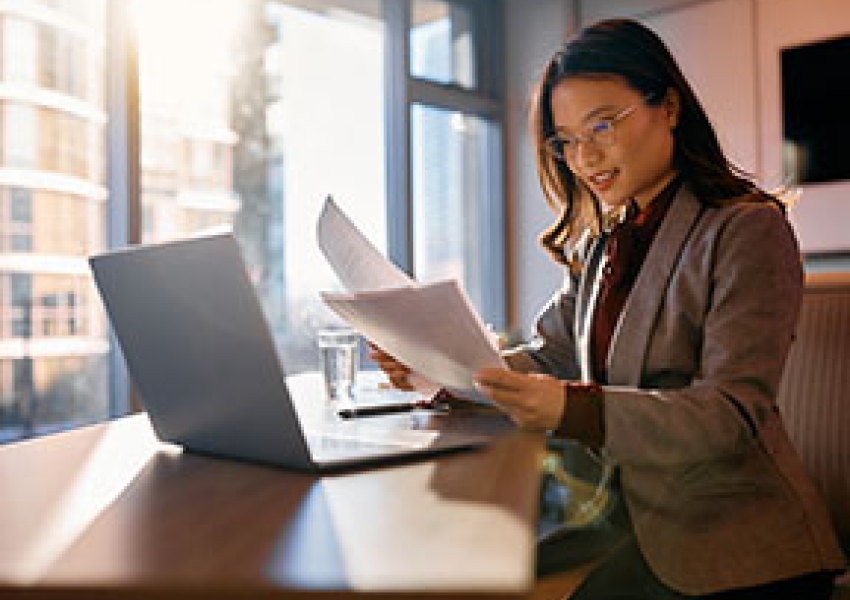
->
xmin=503 ymin=0 xmax=576 ymax=337
xmin=580 ymin=0 xmax=701 ymax=23
xmin=641 ymin=0 xmax=759 ymax=174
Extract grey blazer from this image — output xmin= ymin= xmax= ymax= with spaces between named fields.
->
xmin=528 ymin=184 xmax=845 ymax=595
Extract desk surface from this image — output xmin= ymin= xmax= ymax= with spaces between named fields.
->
xmin=0 ymin=375 xmax=545 ymax=599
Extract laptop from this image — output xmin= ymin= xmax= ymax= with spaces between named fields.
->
xmin=89 ymin=233 xmax=490 ymax=471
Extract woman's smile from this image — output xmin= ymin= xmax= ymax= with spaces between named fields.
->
xmin=585 ymin=168 xmax=620 ymax=194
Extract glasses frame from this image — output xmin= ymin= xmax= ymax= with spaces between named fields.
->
xmin=544 ymin=98 xmax=648 ymax=162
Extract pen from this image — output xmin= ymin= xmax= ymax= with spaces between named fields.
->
xmin=337 ymin=399 xmax=438 ymax=419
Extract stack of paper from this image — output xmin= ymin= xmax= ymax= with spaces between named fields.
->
xmin=317 ymin=197 xmax=506 ymax=400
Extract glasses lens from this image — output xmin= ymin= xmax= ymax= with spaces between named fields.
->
xmin=591 ymin=121 xmax=616 ymax=147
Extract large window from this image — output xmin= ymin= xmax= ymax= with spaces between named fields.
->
xmin=136 ymin=0 xmax=387 ymax=374
xmin=0 ymin=1 xmax=108 ymax=441
xmin=405 ymin=0 xmax=504 ymax=325
xmin=0 ymin=0 xmax=503 ymax=442
xmin=411 ymin=105 xmax=503 ymax=321
xmin=410 ymin=0 xmax=477 ymax=88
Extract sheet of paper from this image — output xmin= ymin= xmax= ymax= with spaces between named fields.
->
xmin=322 ymin=279 xmax=506 ymax=401
xmin=317 ymin=196 xmax=415 ymax=292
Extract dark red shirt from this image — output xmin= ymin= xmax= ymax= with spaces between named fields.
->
xmin=591 ymin=179 xmax=681 ymax=384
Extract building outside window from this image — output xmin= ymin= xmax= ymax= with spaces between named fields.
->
xmin=0 ymin=0 xmax=109 ymax=441
xmin=0 ymin=0 xmax=503 ymax=443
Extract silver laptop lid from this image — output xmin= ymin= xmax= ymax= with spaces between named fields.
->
xmin=90 ymin=233 xmax=315 ymax=469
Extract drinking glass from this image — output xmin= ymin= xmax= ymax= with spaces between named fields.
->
xmin=317 ymin=327 xmax=360 ymax=404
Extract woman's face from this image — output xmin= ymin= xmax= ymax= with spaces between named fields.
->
xmin=549 ymin=76 xmax=679 ymax=210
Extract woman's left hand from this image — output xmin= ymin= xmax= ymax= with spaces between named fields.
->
xmin=474 ymin=368 xmax=566 ymax=431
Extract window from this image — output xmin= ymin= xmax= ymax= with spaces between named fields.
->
xmin=10 ymin=273 xmax=31 ymax=307
xmin=8 ymin=273 xmax=32 ymax=337
xmin=9 ymin=189 xmax=32 ymax=222
xmin=39 ymin=25 xmax=87 ymax=98
xmin=137 ymin=0 xmax=388 ymax=373
xmin=410 ymin=0 xmax=476 ymax=88
xmin=404 ymin=0 xmax=504 ymax=326
xmin=2 ymin=188 xmax=34 ymax=252
xmin=38 ymin=108 xmax=89 ymax=176
xmin=0 ymin=1 xmax=108 ymax=442
xmin=3 ymin=17 xmax=37 ymax=84
xmin=3 ymin=103 xmax=37 ymax=168
xmin=1 ymin=0 xmax=503 ymax=443
xmin=411 ymin=105 xmax=503 ymax=320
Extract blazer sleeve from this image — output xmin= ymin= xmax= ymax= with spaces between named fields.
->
xmin=602 ymin=204 xmax=804 ymax=466
xmin=510 ymin=231 xmax=597 ymax=380
xmin=521 ymin=273 xmax=582 ymax=380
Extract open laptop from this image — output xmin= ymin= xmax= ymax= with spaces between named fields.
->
xmin=89 ymin=233 xmax=491 ymax=471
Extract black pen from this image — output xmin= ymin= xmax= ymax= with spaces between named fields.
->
xmin=337 ymin=399 xmax=439 ymax=419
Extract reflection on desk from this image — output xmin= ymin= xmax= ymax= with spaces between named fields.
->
xmin=0 ymin=377 xmax=544 ymax=599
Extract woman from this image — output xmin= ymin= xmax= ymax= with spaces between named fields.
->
xmin=371 ymin=18 xmax=845 ymax=599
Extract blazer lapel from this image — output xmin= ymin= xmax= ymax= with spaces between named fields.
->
xmin=575 ymin=232 xmax=609 ymax=382
xmin=605 ymin=185 xmax=703 ymax=386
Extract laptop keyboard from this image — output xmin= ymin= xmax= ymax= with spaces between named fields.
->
xmin=304 ymin=422 xmax=442 ymax=460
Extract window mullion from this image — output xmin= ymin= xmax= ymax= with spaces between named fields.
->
xmin=383 ymin=0 xmax=413 ymax=276
xmin=408 ymin=78 xmax=500 ymax=120
xmin=105 ymin=0 xmax=141 ymax=416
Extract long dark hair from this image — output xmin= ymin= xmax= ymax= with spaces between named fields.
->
xmin=531 ymin=18 xmax=773 ymax=264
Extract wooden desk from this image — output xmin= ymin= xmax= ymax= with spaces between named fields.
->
xmin=0 ymin=375 xmax=545 ymax=599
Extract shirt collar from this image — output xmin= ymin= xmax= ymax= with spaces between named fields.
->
xmin=600 ymin=176 xmax=681 ymax=233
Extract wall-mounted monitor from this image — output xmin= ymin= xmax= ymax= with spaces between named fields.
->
xmin=781 ymin=34 xmax=850 ymax=185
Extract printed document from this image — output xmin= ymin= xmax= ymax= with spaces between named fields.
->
xmin=317 ymin=197 xmax=414 ymax=292
xmin=317 ymin=197 xmax=505 ymax=400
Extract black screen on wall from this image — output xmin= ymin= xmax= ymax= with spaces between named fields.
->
xmin=781 ymin=35 xmax=850 ymax=184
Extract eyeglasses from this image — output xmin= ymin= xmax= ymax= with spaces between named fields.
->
xmin=544 ymin=100 xmax=644 ymax=162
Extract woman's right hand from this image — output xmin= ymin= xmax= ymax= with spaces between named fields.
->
xmin=367 ymin=342 xmax=414 ymax=391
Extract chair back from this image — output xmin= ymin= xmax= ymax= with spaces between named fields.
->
xmin=775 ymin=271 xmax=850 ymax=553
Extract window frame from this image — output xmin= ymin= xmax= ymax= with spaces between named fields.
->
xmin=105 ymin=0 xmax=140 ymax=416
xmin=385 ymin=0 xmax=505 ymax=328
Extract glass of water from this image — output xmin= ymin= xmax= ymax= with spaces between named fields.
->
xmin=317 ymin=327 xmax=360 ymax=404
